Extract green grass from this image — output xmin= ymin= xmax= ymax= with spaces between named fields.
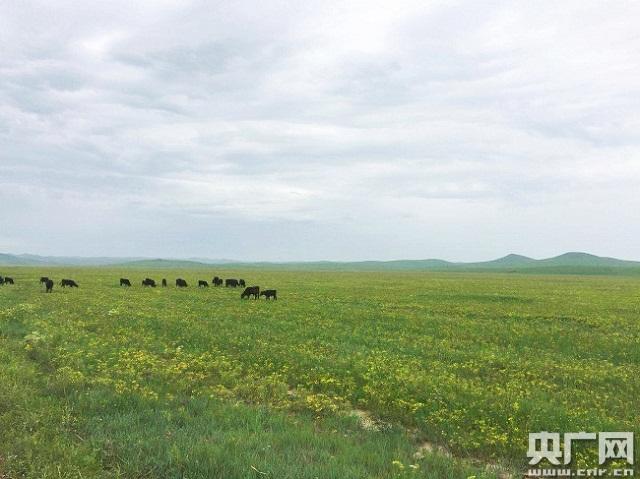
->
xmin=1 ymin=268 xmax=639 ymax=478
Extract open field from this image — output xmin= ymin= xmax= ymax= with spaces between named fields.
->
xmin=1 ymin=268 xmax=639 ymax=478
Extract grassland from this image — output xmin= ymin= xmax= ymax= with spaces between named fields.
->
xmin=1 ymin=268 xmax=638 ymax=478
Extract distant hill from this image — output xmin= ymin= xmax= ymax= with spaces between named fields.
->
xmin=467 ymin=254 xmax=537 ymax=268
xmin=0 ymin=254 xmax=146 ymax=266
xmin=184 ymin=253 xmax=640 ymax=274
xmin=537 ymin=252 xmax=637 ymax=267
xmin=228 ymin=259 xmax=457 ymax=271
xmin=0 ymin=253 xmax=45 ymax=266
xmin=2 ymin=251 xmax=640 ymax=275
xmin=202 ymin=253 xmax=640 ymax=274
xmin=185 ymin=257 xmax=239 ymax=265
xmin=116 ymin=259 xmax=211 ymax=269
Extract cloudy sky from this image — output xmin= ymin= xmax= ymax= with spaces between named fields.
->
xmin=1 ymin=0 xmax=639 ymax=261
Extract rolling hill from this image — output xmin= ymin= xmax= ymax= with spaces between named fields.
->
xmin=0 ymin=253 xmax=46 ymax=266
xmin=0 ymin=254 xmax=145 ymax=266
xmin=2 ymin=251 xmax=640 ymax=275
xmin=116 ymin=259 xmax=212 ymax=269
xmin=465 ymin=254 xmax=537 ymax=268
xmin=537 ymin=252 xmax=638 ymax=267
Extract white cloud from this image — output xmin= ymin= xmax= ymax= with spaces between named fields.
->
xmin=1 ymin=0 xmax=639 ymax=260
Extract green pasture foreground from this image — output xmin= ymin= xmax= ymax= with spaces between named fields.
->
xmin=1 ymin=268 xmax=638 ymax=478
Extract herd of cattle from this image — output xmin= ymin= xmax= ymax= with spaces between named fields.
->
xmin=0 ymin=274 xmax=277 ymax=300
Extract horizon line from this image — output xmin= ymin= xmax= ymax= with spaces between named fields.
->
xmin=2 ymin=251 xmax=640 ymax=265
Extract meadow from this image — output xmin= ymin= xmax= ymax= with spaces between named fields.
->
xmin=0 ymin=268 xmax=638 ymax=478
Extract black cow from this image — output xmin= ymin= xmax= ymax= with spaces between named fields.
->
xmin=239 ymin=279 xmax=246 ymax=287
xmin=44 ymin=279 xmax=54 ymax=293
xmin=213 ymin=277 xmax=223 ymax=286
xmin=60 ymin=279 xmax=78 ymax=288
xmin=225 ymin=279 xmax=239 ymax=287
xmin=40 ymin=276 xmax=49 ymax=284
xmin=176 ymin=278 xmax=188 ymax=288
xmin=4 ymin=277 xmax=14 ymax=285
xmin=260 ymin=289 xmax=277 ymax=300
xmin=241 ymin=286 xmax=260 ymax=299
xmin=120 ymin=278 xmax=131 ymax=287
xmin=162 ymin=278 xmax=167 ymax=287
xmin=142 ymin=278 xmax=156 ymax=287
xmin=198 ymin=280 xmax=209 ymax=288
xmin=0 ymin=276 xmax=4 ymax=285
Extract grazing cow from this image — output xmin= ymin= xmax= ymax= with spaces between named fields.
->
xmin=260 ymin=289 xmax=277 ymax=300
xmin=0 ymin=276 xmax=4 ymax=285
xmin=241 ymin=286 xmax=260 ymax=299
xmin=44 ymin=279 xmax=54 ymax=293
xmin=239 ymin=279 xmax=246 ymax=287
xmin=120 ymin=278 xmax=132 ymax=287
xmin=142 ymin=278 xmax=156 ymax=287
xmin=225 ymin=279 xmax=239 ymax=287
xmin=198 ymin=280 xmax=209 ymax=288
xmin=213 ymin=277 xmax=223 ymax=286
xmin=176 ymin=278 xmax=188 ymax=288
xmin=60 ymin=279 xmax=78 ymax=288
xmin=162 ymin=278 xmax=167 ymax=287
xmin=40 ymin=276 xmax=49 ymax=284
xmin=4 ymin=277 xmax=14 ymax=285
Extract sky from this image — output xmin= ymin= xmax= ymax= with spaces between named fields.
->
xmin=1 ymin=0 xmax=639 ymax=262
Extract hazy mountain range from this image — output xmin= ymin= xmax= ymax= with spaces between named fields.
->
xmin=0 ymin=253 xmax=238 ymax=267
xmin=1 ymin=252 xmax=640 ymax=275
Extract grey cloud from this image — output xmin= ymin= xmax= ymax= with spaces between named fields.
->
xmin=1 ymin=0 xmax=639 ymax=261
